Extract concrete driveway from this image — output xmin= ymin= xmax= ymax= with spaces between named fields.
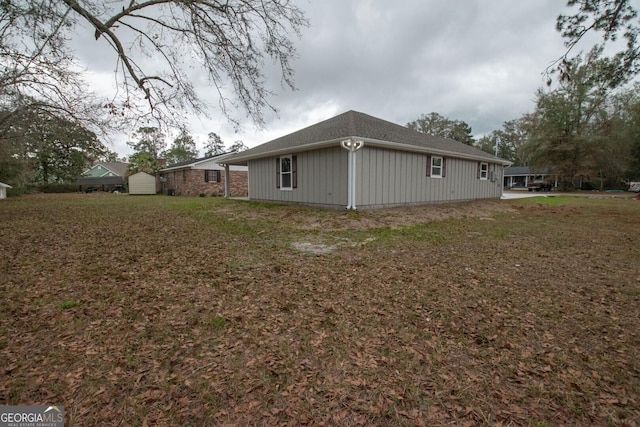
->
xmin=501 ymin=191 xmax=552 ymax=199
xmin=501 ymin=190 xmax=637 ymax=200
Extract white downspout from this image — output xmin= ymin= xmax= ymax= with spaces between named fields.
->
xmin=346 ymin=149 xmax=353 ymax=209
xmin=340 ymin=138 xmax=364 ymax=210
xmin=351 ymin=149 xmax=357 ymax=210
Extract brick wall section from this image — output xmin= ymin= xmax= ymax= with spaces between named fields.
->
xmin=160 ymin=168 xmax=248 ymax=197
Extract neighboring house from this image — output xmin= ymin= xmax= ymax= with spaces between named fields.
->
xmin=128 ymin=171 xmax=157 ymax=195
xmin=159 ymin=154 xmax=248 ymax=197
xmin=504 ymin=166 xmax=558 ymax=190
xmin=222 ymin=110 xmax=511 ymax=209
xmin=0 ymin=182 xmax=11 ymax=200
xmin=76 ymin=161 xmax=129 ymax=192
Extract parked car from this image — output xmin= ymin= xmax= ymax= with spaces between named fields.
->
xmin=527 ymin=180 xmax=553 ymax=192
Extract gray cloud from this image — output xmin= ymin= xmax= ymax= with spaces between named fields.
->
xmin=248 ymin=0 xmax=568 ymax=139
xmin=75 ymin=0 xmax=572 ymax=155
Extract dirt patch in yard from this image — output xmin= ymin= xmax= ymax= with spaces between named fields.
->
xmin=223 ymin=198 xmax=516 ymax=232
xmin=0 ymin=194 xmax=639 ymax=426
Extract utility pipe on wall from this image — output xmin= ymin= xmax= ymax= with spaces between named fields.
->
xmin=340 ymin=138 xmax=364 ymax=210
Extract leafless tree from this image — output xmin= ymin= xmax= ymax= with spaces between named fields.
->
xmin=0 ymin=0 xmax=307 ymax=130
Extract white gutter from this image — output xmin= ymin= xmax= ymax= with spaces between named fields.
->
xmin=225 ymin=136 xmax=509 ymax=167
xmin=360 ymin=137 xmax=511 ymax=165
xmin=340 ymin=138 xmax=364 ymax=210
xmin=222 ymin=138 xmax=347 ymax=165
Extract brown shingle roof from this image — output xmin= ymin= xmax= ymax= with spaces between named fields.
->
xmin=224 ymin=110 xmax=509 ymax=164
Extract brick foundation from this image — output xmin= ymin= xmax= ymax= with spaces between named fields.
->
xmin=160 ymin=169 xmax=248 ymax=197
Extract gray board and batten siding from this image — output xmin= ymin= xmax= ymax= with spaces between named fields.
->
xmin=225 ymin=110 xmax=509 ymax=209
xmin=356 ymin=146 xmax=502 ymax=209
xmin=247 ymin=145 xmax=503 ymax=209
xmin=248 ymin=146 xmax=349 ymax=207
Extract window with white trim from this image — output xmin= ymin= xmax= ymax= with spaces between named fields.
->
xmin=280 ymin=156 xmax=292 ymax=189
xmin=479 ymin=162 xmax=489 ymax=180
xmin=426 ymin=155 xmax=446 ymax=178
xmin=431 ymin=156 xmax=443 ymax=178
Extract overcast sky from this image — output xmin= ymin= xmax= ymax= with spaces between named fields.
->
xmin=81 ymin=0 xmax=582 ymax=157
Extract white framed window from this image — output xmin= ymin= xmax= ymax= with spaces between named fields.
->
xmin=280 ymin=155 xmax=292 ymax=190
xmin=431 ymin=156 xmax=443 ymax=178
xmin=479 ymin=162 xmax=489 ymax=180
xmin=276 ymin=155 xmax=297 ymax=190
xmin=426 ymin=155 xmax=446 ymax=178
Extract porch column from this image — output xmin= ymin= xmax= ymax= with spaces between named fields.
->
xmin=224 ymin=164 xmax=230 ymax=198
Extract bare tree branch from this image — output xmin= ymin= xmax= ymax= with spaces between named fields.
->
xmin=549 ymin=0 xmax=639 ymax=87
xmin=1 ymin=0 xmax=308 ymax=133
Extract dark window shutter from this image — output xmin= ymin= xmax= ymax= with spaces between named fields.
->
xmin=215 ymin=170 xmax=221 ymax=183
xmin=204 ymin=170 xmax=209 ymax=182
xmin=477 ymin=162 xmax=481 ymax=179
xmin=426 ymin=155 xmax=431 ymax=177
xmin=292 ymin=155 xmax=298 ymax=188
xmin=276 ymin=158 xmax=280 ymax=188
xmin=442 ymin=157 xmax=447 ymax=178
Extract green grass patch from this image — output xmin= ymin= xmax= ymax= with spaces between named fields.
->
xmin=209 ymin=316 xmax=226 ymax=329
xmin=59 ymin=300 xmax=81 ymax=310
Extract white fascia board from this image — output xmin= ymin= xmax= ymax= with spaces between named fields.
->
xmin=160 ymin=155 xmax=231 ymax=172
xmin=362 ymin=138 xmax=512 ymax=165
xmin=222 ymin=136 xmax=511 ymax=166
xmin=221 ymin=139 xmax=344 ymax=164
xmin=213 ymin=153 xmax=237 ymax=163
xmin=160 ymin=164 xmax=193 ymax=172
xmin=190 ymin=156 xmax=228 ymax=167
xmin=81 ymin=164 xmax=108 ymax=176
xmin=98 ymin=164 xmax=123 ymax=177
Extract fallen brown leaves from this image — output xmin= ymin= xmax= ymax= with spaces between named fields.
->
xmin=0 ymin=193 xmax=639 ymax=426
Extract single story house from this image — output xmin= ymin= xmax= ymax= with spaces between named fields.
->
xmin=159 ymin=154 xmax=248 ymax=197
xmin=77 ymin=161 xmax=129 ymax=192
xmin=0 ymin=182 xmax=11 ymax=199
xmin=221 ymin=110 xmax=511 ymax=209
xmin=128 ymin=171 xmax=157 ymax=195
xmin=504 ymin=166 xmax=558 ymax=190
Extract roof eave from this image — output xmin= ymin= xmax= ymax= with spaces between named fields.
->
xmin=160 ymin=164 xmax=194 ymax=172
xmin=160 ymin=155 xmax=231 ymax=171
xmin=222 ymin=139 xmax=344 ymax=165
xmin=361 ymin=138 xmax=511 ymax=165
xmin=222 ymin=136 xmax=511 ymax=166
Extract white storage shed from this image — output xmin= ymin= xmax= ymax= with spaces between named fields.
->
xmin=0 ymin=182 xmax=11 ymax=200
xmin=128 ymin=172 xmax=157 ymax=195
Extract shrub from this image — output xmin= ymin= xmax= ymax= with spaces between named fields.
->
xmin=6 ymin=187 xmax=29 ymax=197
xmin=38 ymin=183 xmax=78 ymax=193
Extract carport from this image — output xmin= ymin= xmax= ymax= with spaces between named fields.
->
xmin=76 ymin=176 xmax=126 ymax=192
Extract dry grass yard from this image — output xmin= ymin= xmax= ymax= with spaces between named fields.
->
xmin=1 ymin=193 xmax=639 ymax=426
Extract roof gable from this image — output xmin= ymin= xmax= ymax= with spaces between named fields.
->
xmin=160 ymin=153 xmax=234 ymax=171
xmin=82 ymin=161 xmax=129 ymax=177
xmin=224 ymin=110 xmax=509 ymax=164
